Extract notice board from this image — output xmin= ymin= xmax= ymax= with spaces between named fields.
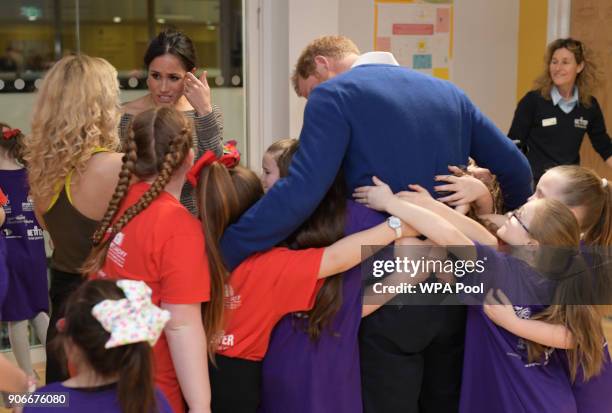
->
xmin=374 ymin=0 xmax=453 ymax=80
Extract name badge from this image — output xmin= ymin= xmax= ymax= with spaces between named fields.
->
xmin=542 ymin=117 xmax=557 ymax=127
xmin=574 ymin=117 xmax=588 ymax=129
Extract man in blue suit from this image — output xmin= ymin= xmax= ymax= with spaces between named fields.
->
xmin=221 ymin=36 xmax=532 ymax=412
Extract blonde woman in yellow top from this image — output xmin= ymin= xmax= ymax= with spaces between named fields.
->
xmin=23 ymin=54 xmax=124 ymax=384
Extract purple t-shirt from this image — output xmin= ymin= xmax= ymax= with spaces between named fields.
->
xmin=569 ymin=346 xmax=612 ymax=413
xmin=0 ymin=233 xmax=8 ymax=319
xmin=0 ymin=168 xmax=48 ymax=321
xmin=460 ymin=242 xmax=576 ymax=413
xmin=258 ymin=201 xmax=386 ymax=413
xmin=23 ymin=382 xmax=174 ymax=412
xmin=571 ymin=242 xmax=612 ymax=413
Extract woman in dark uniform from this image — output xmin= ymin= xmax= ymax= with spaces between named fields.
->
xmin=509 ymin=38 xmax=612 ymax=184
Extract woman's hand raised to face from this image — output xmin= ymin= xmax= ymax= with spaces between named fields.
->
xmin=183 ymin=71 xmax=212 ymax=116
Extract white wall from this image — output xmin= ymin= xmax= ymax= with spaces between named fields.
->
xmin=244 ymin=0 xmax=339 ymax=169
xmin=453 ymin=0 xmax=519 ymax=132
xmin=243 ymin=0 xmax=290 ymax=169
xmin=288 ymin=0 xmax=340 ymax=139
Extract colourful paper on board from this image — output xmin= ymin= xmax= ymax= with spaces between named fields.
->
xmin=433 ymin=67 xmax=449 ymax=79
xmin=376 ymin=37 xmax=391 ymax=51
xmin=393 ymin=24 xmax=434 ymax=35
xmin=413 ymin=54 xmax=432 ymax=69
xmin=436 ymin=8 xmax=450 ymax=32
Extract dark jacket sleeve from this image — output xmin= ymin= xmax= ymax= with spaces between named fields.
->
xmin=586 ymin=97 xmax=612 ymax=161
xmin=508 ymin=91 xmax=537 ymax=152
xmin=220 ymin=85 xmax=351 ymax=270
xmin=465 ymin=93 xmax=533 ymax=210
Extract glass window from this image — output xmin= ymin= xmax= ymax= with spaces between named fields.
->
xmin=0 ymin=0 xmax=244 ymax=139
xmin=0 ymin=0 xmax=245 ymax=353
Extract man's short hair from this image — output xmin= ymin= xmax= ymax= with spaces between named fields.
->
xmin=291 ymin=35 xmax=360 ymax=94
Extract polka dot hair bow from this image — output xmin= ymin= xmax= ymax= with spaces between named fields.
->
xmin=91 ymin=280 xmax=171 ymax=349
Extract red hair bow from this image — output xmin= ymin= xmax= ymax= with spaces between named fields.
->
xmin=186 ymin=140 xmax=240 ymax=187
xmin=0 ymin=189 xmax=7 ymax=206
xmin=56 ymin=317 xmax=67 ymax=333
xmin=2 ymin=128 xmax=21 ymax=140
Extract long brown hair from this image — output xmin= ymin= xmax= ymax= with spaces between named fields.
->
xmin=525 ymin=199 xmax=606 ymax=381
xmin=81 ymin=107 xmax=192 ymax=274
xmin=534 ymin=38 xmax=601 ymax=108
xmin=545 ymin=165 xmax=612 ymax=246
xmin=271 ymin=139 xmax=346 ymax=340
xmin=196 ymin=164 xmax=264 ymax=359
xmin=54 ymin=280 xmax=158 ymax=413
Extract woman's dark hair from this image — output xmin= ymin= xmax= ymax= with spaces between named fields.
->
xmin=144 ymin=29 xmax=197 ymax=71
xmin=0 ymin=122 xmax=25 ymax=164
xmin=274 ymin=140 xmax=346 ymax=340
xmin=53 ymin=280 xmax=158 ymax=413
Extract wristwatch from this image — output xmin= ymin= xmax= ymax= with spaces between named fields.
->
xmin=387 ymin=216 xmax=402 ymax=239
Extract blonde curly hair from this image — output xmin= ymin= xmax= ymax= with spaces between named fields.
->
xmin=24 ymin=54 xmax=121 ymax=203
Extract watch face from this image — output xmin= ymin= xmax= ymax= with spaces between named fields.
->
xmin=389 ymin=216 xmax=401 ymax=228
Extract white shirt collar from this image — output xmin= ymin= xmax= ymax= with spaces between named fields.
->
xmin=551 ymin=86 xmax=579 ymax=107
xmin=351 ymin=52 xmax=400 ymax=68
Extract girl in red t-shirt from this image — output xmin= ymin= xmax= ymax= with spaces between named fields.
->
xmin=82 ymin=107 xmax=211 ymax=413
xmin=187 ymin=151 xmax=415 ymax=412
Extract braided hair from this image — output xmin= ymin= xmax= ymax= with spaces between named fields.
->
xmin=81 ymin=107 xmax=192 ymax=275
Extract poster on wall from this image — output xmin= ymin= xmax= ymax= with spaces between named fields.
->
xmin=374 ymin=0 xmax=453 ymax=80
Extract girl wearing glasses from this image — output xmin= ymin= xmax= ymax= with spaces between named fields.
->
xmin=508 ymin=38 xmax=612 ymax=184
xmin=354 ymin=177 xmax=609 ymax=413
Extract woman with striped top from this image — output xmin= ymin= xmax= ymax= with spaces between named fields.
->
xmin=120 ymin=29 xmax=224 ymax=214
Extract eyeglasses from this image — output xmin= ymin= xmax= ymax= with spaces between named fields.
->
xmin=510 ymin=210 xmax=531 ymax=236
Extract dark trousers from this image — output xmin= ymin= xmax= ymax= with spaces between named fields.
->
xmin=359 ymin=305 xmax=467 ymax=413
xmin=209 ymin=354 xmax=262 ymax=413
xmin=45 ymin=268 xmax=84 ymax=383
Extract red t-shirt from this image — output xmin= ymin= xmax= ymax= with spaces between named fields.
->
xmin=0 ymin=188 xmax=7 ymax=206
xmin=217 ymin=247 xmax=324 ymax=361
xmin=94 ymin=182 xmax=210 ymax=413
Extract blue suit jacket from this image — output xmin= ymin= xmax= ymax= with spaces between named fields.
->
xmin=221 ymin=64 xmax=533 ymax=269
